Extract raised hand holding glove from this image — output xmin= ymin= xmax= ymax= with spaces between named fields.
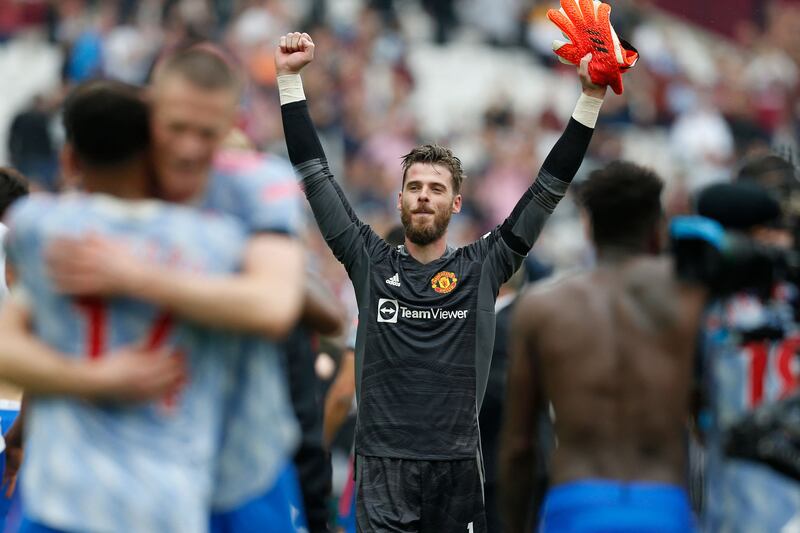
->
xmin=547 ymin=0 xmax=639 ymax=94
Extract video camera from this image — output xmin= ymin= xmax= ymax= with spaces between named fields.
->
xmin=670 ymin=216 xmax=800 ymax=298
xmin=672 ymin=217 xmax=800 ymax=482
xmin=738 ymin=150 xmax=800 ymax=249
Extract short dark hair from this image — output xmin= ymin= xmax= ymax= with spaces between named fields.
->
xmin=154 ymin=43 xmax=242 ymax=94
xmin=579 ymin=161 xmax=664 ymax=248
xmin=62 ymin=80 xmax=150 ymax=168
xmin=0 ymin=167 xmax=28 ymax=218
xmin=401 ymin=144 xmax=465 ymax=194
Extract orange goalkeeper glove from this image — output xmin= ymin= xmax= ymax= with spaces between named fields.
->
xmin=547 ymin=0 xmax=639 ymax=94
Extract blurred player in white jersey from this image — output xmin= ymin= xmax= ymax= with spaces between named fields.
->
xmin=41 ymin=46 xmax=313 ymax=532
xmin=0 ymin=80 xmax=247 ymax=533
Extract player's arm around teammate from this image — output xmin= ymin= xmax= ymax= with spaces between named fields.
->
xmin=0 ymin=288 xmax=185 ymax=497
xmin=0 ymin=292 xmax=183 ymax=401
xmin=45 ymin=229 xmax=305 ymax=339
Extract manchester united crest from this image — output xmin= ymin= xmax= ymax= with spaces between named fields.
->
xmin=431 ymin=271 xmax=458 ymax=294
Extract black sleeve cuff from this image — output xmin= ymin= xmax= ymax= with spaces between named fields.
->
xmin=281 ymin=100 xmax=327 ymax=166
xmin=540 ymin=117 xmax=594 ymax=184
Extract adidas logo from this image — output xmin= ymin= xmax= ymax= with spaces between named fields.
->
xmin=385 ymin=273 xmax=401 ymax=287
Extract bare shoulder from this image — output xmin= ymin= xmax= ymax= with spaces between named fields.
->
xmin=511 ymin=287 xmax=547 ymax=346
xmin=527 ymin=267 xmax=588 ymax=294
xmin=622 ymin=256 xmax=708 ymax=333
xmin=625 ymin=256 xmax=706 ymax=304
xmin=621 ymin=257 xmax=678 ymax=304
xmin=624 ymin=256 xmax=673 ymax=285
xmin=514 ymin=269 xmax=588 ymax=327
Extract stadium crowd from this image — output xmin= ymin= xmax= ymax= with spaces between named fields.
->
xmin=6 ymin=1 xmax=800 ymax=266
xmin=0 ymin=0 xmax=796 ymax=532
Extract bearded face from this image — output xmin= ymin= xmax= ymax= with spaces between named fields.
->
xmin=398 ymin=162 xmax=461 ymax=246
xmin=400 ymin=199 xmax=453 ymax=245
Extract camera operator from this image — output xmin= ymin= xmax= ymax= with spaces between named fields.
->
xmin=693 ymin=180 xmax=800 ymax=532
xmin=738 ymin=153 xmax=800 ymax=248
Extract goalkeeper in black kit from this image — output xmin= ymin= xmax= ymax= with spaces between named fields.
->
xmin=275 ymin=31 xmax=607 ymax=532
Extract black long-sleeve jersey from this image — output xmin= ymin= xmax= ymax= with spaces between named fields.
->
xmin=282 ymin=99 xmax=594 ymax=460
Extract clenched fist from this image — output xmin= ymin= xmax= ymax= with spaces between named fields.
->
xmin=275 ymin=32 xmax=315 ymax=75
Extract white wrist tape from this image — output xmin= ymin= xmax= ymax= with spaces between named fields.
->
xmin=571 ymin=93 xmax=604 ymax=129
xmin=277 ymin=74 xmax=306 ymax=105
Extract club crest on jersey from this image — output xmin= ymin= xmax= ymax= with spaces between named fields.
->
xmin=431 ymin=271 xmax=458 ymax=294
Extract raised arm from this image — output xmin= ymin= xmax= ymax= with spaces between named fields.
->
xmin=500 ymin=292 xmax=544 ymax=533
xmin=276 ymin=32 xmax=384 ymax=272
xmin=500 ymin=55 xmax=606 ymax=256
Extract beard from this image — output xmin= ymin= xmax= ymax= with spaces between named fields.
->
xmin=401 ymin=204 xmax=452 ymax=246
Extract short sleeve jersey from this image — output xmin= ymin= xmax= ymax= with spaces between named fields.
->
xmin=6 ymin=193 xmax=245 ymax=533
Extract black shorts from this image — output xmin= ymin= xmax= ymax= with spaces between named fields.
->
xmin=355 ymin=455 xmax=487 ymax=533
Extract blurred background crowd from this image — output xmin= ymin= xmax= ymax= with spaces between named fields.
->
xmin=0 ymin=0 xmax=798 ymax=517
xmin=2 ymin=1 xmax=799 ymax=268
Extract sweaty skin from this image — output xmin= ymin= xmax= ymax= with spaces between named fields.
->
xmin=501 ymin=256 xmax=707 ymax=531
